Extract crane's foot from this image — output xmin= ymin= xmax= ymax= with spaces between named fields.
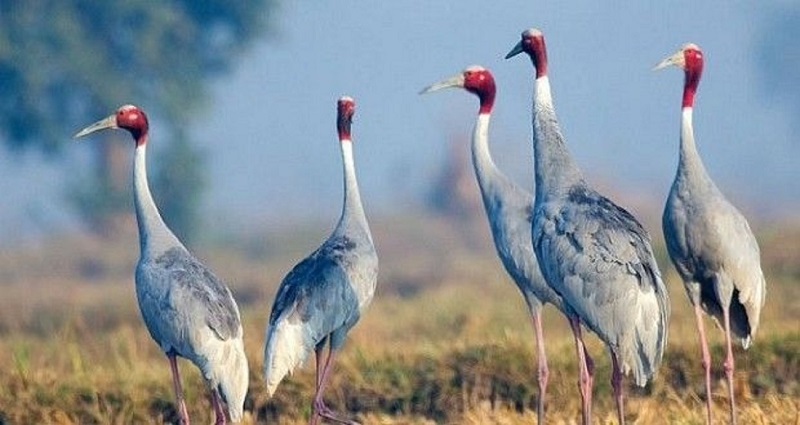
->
xmin=176 ymin=398 xmax=190 ymax=425
xmin=311 ymin=400 xmax=359 ymax=425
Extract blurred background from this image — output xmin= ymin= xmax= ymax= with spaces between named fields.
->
xmin=0 ymin=1 xmax=797 ymax=243
xmin=0 ymin=1 xmax=797 ymax=424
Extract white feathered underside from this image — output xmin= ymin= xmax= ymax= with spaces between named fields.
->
xmin=625 ymin=282 xmax=667 ymax=387
xmin=263 ymin=311 xmax=313 ymax=397
xmin=198 ymin=326 xmax=249 ymax=422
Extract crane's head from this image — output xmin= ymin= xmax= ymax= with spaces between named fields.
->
xmin=420 ymin=65 xmax=496 ymax=114
xmin=337 ymin=96 xmax=355 ymax=141
xmin=505 ymin=28 xmax=548 ymax=78
xmin=653 ymin=43 xmax=703 ymax=74
xmin=653 ymin=43 xmax=704 ymax=108
xmin=73 ymin=104 xmax=150 ymax=145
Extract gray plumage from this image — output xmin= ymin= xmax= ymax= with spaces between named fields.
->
xmin=73 ymin=104 xmax=248 ymax=424
xmin=524 ymin=29 xmax=669 ymax=388
xmin=662 ymin=119 xmax=766 ymax=346
xmin=136 ymin=245 xmax=249 ymax=415
xmin=533 ymin=183 xmax=669 ymax=384
xmin=421 ymin=66 xmax=565 ymax=424
xmin=508 ymin=28 xmax=669 ymax=425
xmin=263 ymin=228 xmax=377 ymax=395
xmin=262 ymin=97 xmax=377 ymax=425
xmin=656 ymin=43 xmax=766 ymax=425
xmin=474 ymin=116 xmax=565 ymax=316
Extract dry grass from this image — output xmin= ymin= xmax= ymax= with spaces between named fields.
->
xmin=0 ymin=212 xmax=798 ymax=424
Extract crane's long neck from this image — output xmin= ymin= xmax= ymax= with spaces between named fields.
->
xmin=335 ymin=139 xmax=372 ymax=243
xmin=675 ymin=107 xmax=712 ymax=184
xmin=471 ymin=113 xmax=505 ymax=202
xmin=532 ymin=76 xmax=584 ymax=200
xmin=133 ymin=141 xmax=181 ymax=257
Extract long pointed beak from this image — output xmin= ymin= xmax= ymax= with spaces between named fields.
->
xmin=505 ymin=41 xmax=524 ymax=59
xmin=419 ymin=73 xmax=465 ymax=95
xmin=652 ymin=50 xmax=683 ymax=71
xmin=73 ymin=115 xmax=117 ymax=139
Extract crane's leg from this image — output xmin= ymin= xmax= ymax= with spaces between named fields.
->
xmin=310 ymin=343 xmax=326 ymax=425
xmin=568 ymin=316 xmax=593 ymax=425
xmin=210 ymin=388 xmax=227 ymax=425
xmin=721 ymin=306 xmax=738 ymax=425
xmin=531 ymin=310 xmax=549 ymax=425
xmin=167 ymin=354 xmax=191 ymax=425
xmin=610 ymin=352 xmax=625 ymax=425
xmin=315 ymin=337 xmax=328 ymax=389
xmin=693 ymin=304 xmax=713 ymax=425
xmin=310 ymin=344 xmax=358 ymax=425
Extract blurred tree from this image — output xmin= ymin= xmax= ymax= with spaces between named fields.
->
xmin=0 ymin=0 xmax=276 ymax=240
xmin=152 ymin=126 xmax=206 ymax=243
xmin=426 ymin=134 xmax=482 ymax=220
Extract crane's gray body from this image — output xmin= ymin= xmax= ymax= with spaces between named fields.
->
xmin=662 ymin=109 xmax=765 ymax=347
xmin=531 ymin=78 xmax=669 ymax=386
xmin=472 ymin=114 xmax=563 ymax=313
xmin=133 ymin=143 xmax=249 ymax=420
xmin=263 ymin=140 xmax=377 ymax=396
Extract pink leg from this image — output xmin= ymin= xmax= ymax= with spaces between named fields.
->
xmin=210 ymin=389 xmax=227 ymax=425
xmin=168 ymin=354 xmax=191 ymax=425
xmin=309 ymin=345 xmax=325 ymax=425
xmin=610 ymin=353 xmax=625 ymax=425
xmin=721 ymin=306 xmax=738 ymax=425
xmin=310 ymin=345 xmax=358 ymax=425
xmin=693 ymin=305 xmax=713 ymax=425
xmin=531 ymin=310 xmax=549 ymax=425
xmin=568 ymin=316 xmax=593 ymax=425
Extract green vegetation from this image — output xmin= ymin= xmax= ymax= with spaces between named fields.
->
xmin=0 ymin=1 xmax=276 ymax=237
xmin=0 ymin=212 xmax=797 ymax=424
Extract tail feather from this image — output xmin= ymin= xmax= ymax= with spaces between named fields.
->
xmin=263 ymin=315 xmax=312 ymax=397
xmin=202 ymin=332 xmax=249 ymax=422
xmin=624 ymin=285 xmax=670 ymax=387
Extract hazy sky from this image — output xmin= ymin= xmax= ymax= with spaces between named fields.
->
xmin=1 ymin=1 xmax=796 ymax=242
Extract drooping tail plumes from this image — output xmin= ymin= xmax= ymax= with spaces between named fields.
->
xmin=624 ymin=278 xmax=670 ymax=387
xmin=204 ymin=334 xmax=249 ymax=422
xmin=263 ymin=312 xmax=313 ymax=396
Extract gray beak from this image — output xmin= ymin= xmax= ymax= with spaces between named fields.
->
xmin=419 ymin=73 xmax=465 ymax=95
xmin=652 ymin=50 xmax=683 ymax=71
xmin=73 ymin=114 xmax=117 ymax=139
xmin=505 ymin=41 xmax=524 ymax=59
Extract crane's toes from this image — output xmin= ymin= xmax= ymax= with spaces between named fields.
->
xmin=313 ymin=402 xmax=359 ymax=425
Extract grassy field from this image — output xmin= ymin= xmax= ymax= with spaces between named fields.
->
xmin=0 ymin=211 xmax=798 ymax=424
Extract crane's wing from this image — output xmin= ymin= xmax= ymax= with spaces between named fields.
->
xmin=664 ymin=191 xmax=766 ymax=345
xmin=263 ymin=235 xmax=364 ymax=396
xmin=534 ymin=185 xmax=669 ymax=385
xmin=160 ymin=248 xmax=242 ymax=341
xmin=717 ymin=208 xmax=766 ymax=342
xmin=136 ymin=247 xmax=242 ymax=355
xmin=484 ymin=180 xmax=560 ymax=310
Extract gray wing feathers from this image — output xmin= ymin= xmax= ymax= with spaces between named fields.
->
xmin=664 ymin=192 xmax=766 ymax=347
xmin=483 ymin=179 xmax=561 ymax=310
xmin=263 ymin=236 xmax=375 ymax=395
xmin=136 ymin=247 xmax=248 ymax=418
xmin=535 ymin=187 xmax=669 ymax=385
xmin=136 ymin=247 xmax=242 ymax=353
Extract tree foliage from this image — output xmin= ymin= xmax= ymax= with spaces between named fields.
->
xmin=0 ymin=0 xmax=276 ymax=239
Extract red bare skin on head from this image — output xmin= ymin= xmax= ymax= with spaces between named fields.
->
xmin=464 ymin=68 xmax=496 ymax=114
xmin=337 ymin=97 xmax=355 ymax=141
xmin=116 ymin=105 xmax=150 ymax=145
xmin=521 ymin=31 xmax=548 ymax=79
xmin=682 ymin=47 xmax=703 ymax=108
